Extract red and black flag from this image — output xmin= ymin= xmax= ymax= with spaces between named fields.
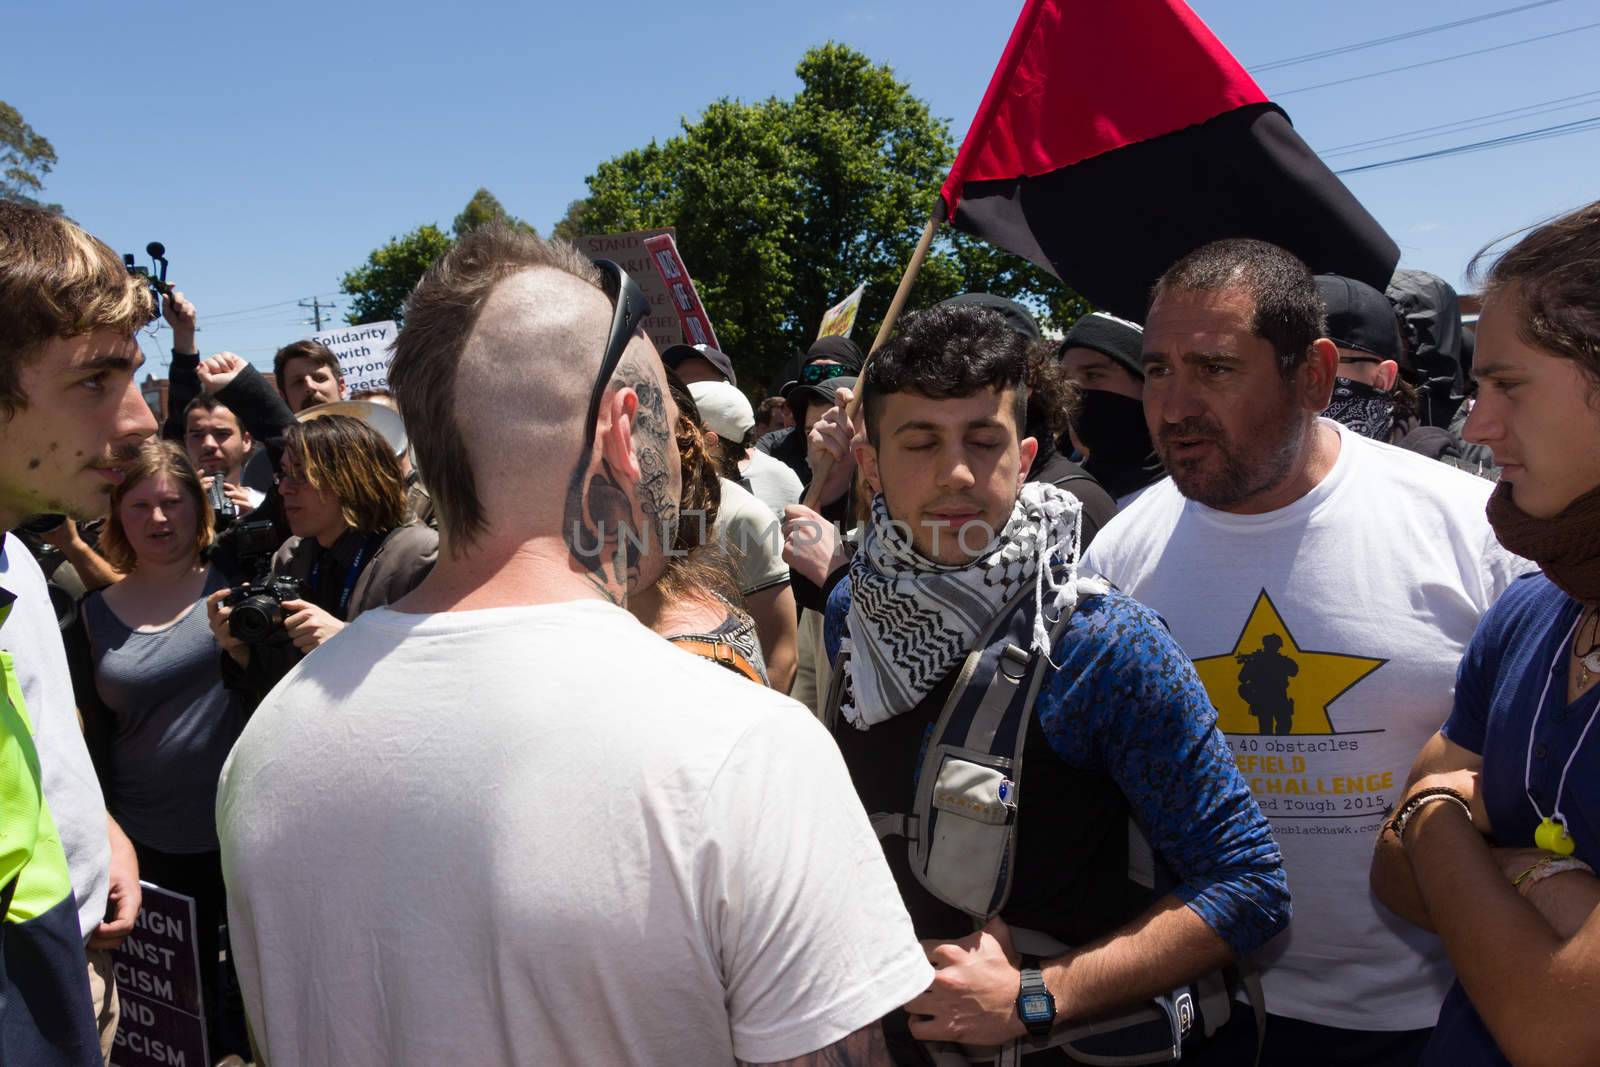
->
xmin=940 ymin=0 xmax=1399 ymax=322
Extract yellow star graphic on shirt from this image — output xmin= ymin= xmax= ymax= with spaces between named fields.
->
xmin=1191 ymin=590 xmax=1386 ymax=736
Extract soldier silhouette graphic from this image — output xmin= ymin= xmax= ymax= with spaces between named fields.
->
xmin=1237 ymin=634 xmax=1299 ymax=735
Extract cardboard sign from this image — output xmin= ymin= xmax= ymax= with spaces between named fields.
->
xmin=818 ymin=283 xmax=866 ymax=340
xmin=643 ymin=233 xmax=719 ymax=350
xmin=311 ymin=321 xmax=396 ymax=395
xmin=574 ymin=228 xmax=684 ymax=353
xmin=111 ymin=882 xmax=209 ymax=1067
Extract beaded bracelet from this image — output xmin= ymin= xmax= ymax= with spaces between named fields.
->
xmin=1387 ymin=787 xmax=1473 ymax=843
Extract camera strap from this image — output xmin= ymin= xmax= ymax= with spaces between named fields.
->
xmin=309 ymin=533 xmax=381 ymax=619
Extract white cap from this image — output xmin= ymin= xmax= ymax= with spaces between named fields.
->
xmin=688 ymin=380 xmax=755 ymax=443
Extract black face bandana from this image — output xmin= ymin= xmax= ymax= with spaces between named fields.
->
xmin=1325 ymin=378 xmax=1396 ymax=441
xmin=1073 ymin=389 xmax=1162 ymax=498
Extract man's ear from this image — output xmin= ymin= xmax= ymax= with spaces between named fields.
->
xmin=1304 ymin=338 xmax=1340 ymax=410
xmin=1377 ymin=360 xmax=1400 ymax=392
xmin=854 ymin=439 xmax=883 ymax=495
xmin=597 ymin=386 xmax=643 ymax=486
xmin=241 ymin=430 xmax=254 ymax=451
xmin=1017 ymin=435 xmax=1039 ymax=485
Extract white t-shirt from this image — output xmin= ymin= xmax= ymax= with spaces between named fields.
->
xmin=741 ymin=450 xmax=804 ymax=515
xmin=0 ymin=534 xmax=108 ymax=940
xmin=1084 ymin=421 xmax=1531 ymax=1030
xmin=714 ymin=478 xmax=790 ymax=596
xmin=217 ymin=598 xmax=930 ymax=1067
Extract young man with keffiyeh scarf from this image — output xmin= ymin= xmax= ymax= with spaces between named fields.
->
xmin=821 ymin=304 xmax=1288 ymax=1062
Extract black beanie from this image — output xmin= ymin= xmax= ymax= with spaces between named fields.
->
xmin=1060 ymin=312 xmax=1145 ymax=380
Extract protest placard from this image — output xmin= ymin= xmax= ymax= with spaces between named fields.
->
xmin=574 ymin=228 xmax=684 ymax=353
xmin=311 ymin=320 xmax=396 ymax=395
xmin=818 ymin=283 xmax=866 ymax=340
xmin=111 ymin=882 xmax=208 ymax=1067
xmin=643 ymin=233 xmax=719 ymax=350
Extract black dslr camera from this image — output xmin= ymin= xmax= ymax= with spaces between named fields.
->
xmin=222 ymin=520 xmax=301 ymax=644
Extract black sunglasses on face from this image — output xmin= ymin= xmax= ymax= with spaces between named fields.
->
xmin=583 ymin=260 xmax=652 ymax=454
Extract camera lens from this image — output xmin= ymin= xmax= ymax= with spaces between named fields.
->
xmin=228 ymin=596 xmax=280 ymax=643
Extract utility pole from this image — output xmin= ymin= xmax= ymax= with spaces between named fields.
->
xmin=298 ymin=296 xmax=335 ymax=332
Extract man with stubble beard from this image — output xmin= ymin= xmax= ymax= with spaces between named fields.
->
xmin=1084 ymin=239 xmax=1533 ymax=1066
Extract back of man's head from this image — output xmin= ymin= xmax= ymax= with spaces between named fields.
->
xmin=390 ymin=224 xmax=618 ymax=551
xmin=1152 ymin=239 xmax=1327 ymax=378
xmin=863 ymin=305 xmax=1030 ymax=445
xmin=0 ymin=201 xmax=153 ymax=418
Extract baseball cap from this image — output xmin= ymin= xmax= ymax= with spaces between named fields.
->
xmin=1316 ymin=275 xmax=1400 ymax=363
xmin=661 ymin=343 xmax=738 ymax=387
xmin=790 ymin=375 xmax=858 ymax=411
xmin=687 ymin=381 xmax=755 ymax=443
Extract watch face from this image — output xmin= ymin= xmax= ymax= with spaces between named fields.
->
xmin=1019 ymin=992 xmax=1053 ymax=1022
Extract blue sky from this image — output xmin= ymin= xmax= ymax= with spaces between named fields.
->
xmin=9 ymin=0 xmax=1597 ymax=377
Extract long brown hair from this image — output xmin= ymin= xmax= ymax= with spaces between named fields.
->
xmin=660 ymin=374 xmax=740 ymax=604
xmin=99 ymin=440 xmax=213 ymax=574
xmin=284 ymin=415 xmax=410 ymax=534
xmin=1470 ymin=200 xmax=1600 ymax=384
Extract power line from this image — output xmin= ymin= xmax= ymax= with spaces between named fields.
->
xmin=1317 ymin=89 xmax=1600 ymax=157
xmin=1274 ymin=20 xmax=1600 ymax=97
xmin=205 ymin=292 xmax=341 ymax=320
xmin=1248 ymin=0 xmax=1568 ymax=72
xmin=1334 ymin=113 xmax=1600 ymax=174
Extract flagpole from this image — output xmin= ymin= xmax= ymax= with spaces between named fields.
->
xmin=801 ymin=205 xmax=942 ymax=510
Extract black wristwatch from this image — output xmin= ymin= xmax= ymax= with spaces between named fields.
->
xmin=1016 ymin=967 xmax=1055 ymax=1038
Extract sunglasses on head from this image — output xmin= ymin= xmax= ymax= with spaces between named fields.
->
xmin=582 ymin=260 xmax=652 ymax=454
xmin=801 ymin=362 xmax=854 ymax=386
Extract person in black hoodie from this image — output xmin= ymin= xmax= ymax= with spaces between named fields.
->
xmin=1057 ymin=312 xmax=1166 ymax=506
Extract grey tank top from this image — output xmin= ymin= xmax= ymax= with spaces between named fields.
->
xmin=84 ymin=569 xmax=248 ymax=854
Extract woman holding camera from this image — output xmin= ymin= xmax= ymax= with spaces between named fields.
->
xmin=67 ymin=439 xmax=251 ymax=1057
xmin=207 ymin=413 xmax=436 ymax=704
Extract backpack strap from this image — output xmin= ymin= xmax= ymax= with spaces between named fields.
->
xmin=901 ymin=577 xmax=1079 ymax=918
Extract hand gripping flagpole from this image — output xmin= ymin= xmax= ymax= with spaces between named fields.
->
xmin=801 ymin=203 xmax=942 ymax=510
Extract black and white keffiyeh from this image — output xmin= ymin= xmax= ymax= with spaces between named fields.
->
xmin=839 ymin=481 xmax=1092 ymax=730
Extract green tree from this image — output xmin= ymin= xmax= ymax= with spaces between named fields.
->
xmin=340 ymin=224 xmax=452 ymax=326
xmin=0 ymin=100 xmax=60 ymax=211
xmin=341 ymin=188 xmax=534 ymax=325
xmin=557 ymin=43 xmax=1085 ymax=387
xmin=452 ymin=187 xmax=537 ymax=237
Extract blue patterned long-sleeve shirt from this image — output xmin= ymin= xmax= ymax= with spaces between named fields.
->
xmin=825 ymin=578 xmax=1289 ymax=955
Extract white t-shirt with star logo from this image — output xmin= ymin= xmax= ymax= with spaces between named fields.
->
xmin=1084 ymin=419 xmax=1532 ymax=1031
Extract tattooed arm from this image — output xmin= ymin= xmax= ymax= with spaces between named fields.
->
xmin=738 ymin=1022 xmax=893 ymax=1066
